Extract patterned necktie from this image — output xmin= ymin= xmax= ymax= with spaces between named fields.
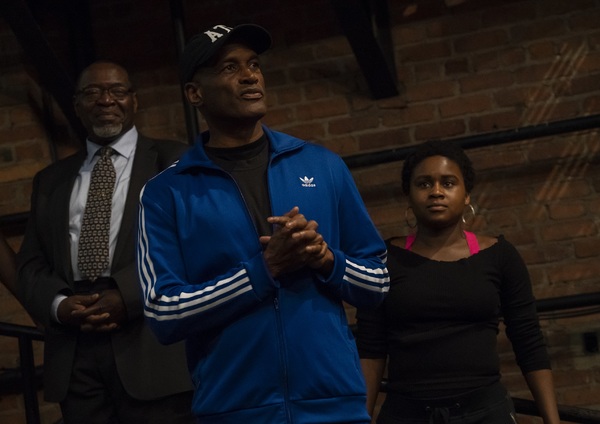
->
xmin=77 ymin=146 xmax=116 ymax=281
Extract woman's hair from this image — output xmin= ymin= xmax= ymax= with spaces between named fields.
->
xmin=401 ymin=140 xmax=476 ymax=195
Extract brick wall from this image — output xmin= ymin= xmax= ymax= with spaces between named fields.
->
xmin=1 ymin=0 xmax=600 ymax=422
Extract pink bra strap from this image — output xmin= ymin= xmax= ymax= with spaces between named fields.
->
xmin=405 ymin=233 xmax=416 ymax=250
xmin=464 ymin=231 xmax=480 ymax=255
xmin=405 ymin=231 xmax=480 ymax=255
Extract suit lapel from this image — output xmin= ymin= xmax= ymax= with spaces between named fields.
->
xmin=112 ymin=136 xmax=157 ymax=269
xmin=56 ymin=151 xmax=87 ymax=281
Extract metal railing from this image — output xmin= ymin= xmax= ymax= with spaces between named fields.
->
xmin=3 ymin=292 xmax=600 ymax=423
xmin=354 ymin=291 xmax=600 ymax=423
xmin=2 ymin=116 xmax=600 ymax=423
xmin=0 ymin=322 xmax=44 ymax=424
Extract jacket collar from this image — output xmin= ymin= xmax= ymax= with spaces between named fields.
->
xmin=174 ymin=125 xmax=305 ymax=173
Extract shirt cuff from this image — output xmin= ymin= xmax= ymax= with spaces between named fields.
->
xmin=51 ymin=294 xmax=68 ymax=323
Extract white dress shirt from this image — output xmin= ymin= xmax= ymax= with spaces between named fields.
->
xmin=52 ymin=127 xmax=138 ymax=321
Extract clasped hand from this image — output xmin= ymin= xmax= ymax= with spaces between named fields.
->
xmin=260 ymin=206 xmax=333 ymax=278
xmin=57 ymin=288 xmax=127 ymax=332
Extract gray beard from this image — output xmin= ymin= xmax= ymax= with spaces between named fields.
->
xmin=92 ymin=123 xmax=123 ymax=139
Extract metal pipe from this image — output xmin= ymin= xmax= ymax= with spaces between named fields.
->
xmin=19 ymin=334 xmax=40 ymax=424
xmin=536 ymin=292 xmax=600 ymax=313
xmin=344 ymin=114 xmax=600 ymax=169
xmin=169 ymin=0 xmax=200 ymax=145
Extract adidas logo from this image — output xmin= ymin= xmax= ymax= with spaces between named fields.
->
xmin=299 ymin=176 xmax=316 ymax=188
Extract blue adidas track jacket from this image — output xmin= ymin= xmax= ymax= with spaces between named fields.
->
xmin=137 ymin=126 xmax=389 ymax=423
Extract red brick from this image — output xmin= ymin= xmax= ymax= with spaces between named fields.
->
xmin=541 ymin=220 xmax=597 ymax=242
xmin=304 ymin=82 xmax=331 ymax=101
xmin=8 ymin=105 xmax=40 ymax=127
xmin=414 ymin=119 xmax=466 ymax=141
xmin=583 ymin=94 xmax=600 ymax=114
xmin=328 ymin=116 xmax=379 ymax=136
xmin=515 ymin=63 xmax=567 ymax=84
xmin=0 ymin=125 xmax=46 ymax=143
xmin=568 ymin=8 xmax=600 ymax=31
xmin=478 ymin=189 xmax=529 ymax=209
xmin=539 ymin=0 xmax=597 ymax=16
xmin=398 ymin=41 xmax=452 ymax=63
xmin=353 ymin=162 xmax=402 ymax=188
xmin=414 ymin=62 xmax=442 ymax=82
xmin=528 ymin=41 xmax=557 ymax=60
xmin=135 ymin=86 xmax=180 ymax=107
xmin=0 ymin=146 xmax=13 ymax=166
xmin=280 ymin=122 xmax=325 ymax=142
xmin=527 ymin=139 xmax=587 ymax=163
xmin=547 ymin=202 xmax=586 ymax=220
xmin=263 ymin=69 xmax=288 ymax=88
xmin=445 ymin=58 xmax=470 ymax=76
xmin=262 ymin=107 xmax=295 ymax=127
xmin=136 ymin=107 xmax=171 ymax=128
xmin=487 ymin=47 xmax=527 ymax=69
xmin=321 ymin=136 xmax=358 ymax=156
xmin=426 ymin=15 xmax=482 ymax=38
xmin=376 ymin=96 xmax=408 ymax=110
xmin=368 ymin=204 xmax=405 ymax=227
xmin=540 ymin=244 xmax=574 ymax=263
xmin=481 ymin=2 xmax=537 ymax=27
xmin=296 ymin=98 xmax=348 ymax=120
xmin=314 ymin=38 xmax=353 ymax=60
xmin=514 ymin=18 xmax=568 ymax=43
xmin=459 ymin=71 xmax=514 ymax=93
xmin=381 ymin=104 xmax=435 ymax=127
xmin=358 ymin=128 xmax=411 ymax=152
xmin=483 ymin=209 xmax=519 ymax=229
xmin=533 ymin=180 xmax=591 ymax=201
xmin=391 ymin=25 xmax=427 ymax=46
xmin=468 ymin=110 xmax=522 ymax=132
xmin=524 ymin=100 xmax=581 ymax=124
xmin=0 ymin=109 xmax=9 ymax=130
xmin=439 ymin=93 xmax=493 ymax=118
xmin=349 ymin=96 xmax=375 ymax=113
xmin=561 ymin=384 xmax=600 ymax=407
xmin=578 ymin=52 xmax=600 ymax=74
xmin=494 ymin=86 xmax=553 ymax=108
xmin=272 ymin=86 xmax=303 ymax=105
xmin=454 ymin=29 xmax=509 ymax=53
xmin=573 ymin=237 xmax=600 ymax=258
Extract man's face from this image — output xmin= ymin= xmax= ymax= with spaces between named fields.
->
xmin=188 ymin=43 xmax=267 ymax=125
xmin=73 ymin=63 xmax=138 ymax=144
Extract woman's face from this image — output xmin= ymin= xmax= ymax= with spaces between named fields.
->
xmin=408 ymin=155 xmax=470 ymax=229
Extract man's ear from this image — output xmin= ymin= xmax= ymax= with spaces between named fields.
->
xmin=184 ymin=82 xmax=203 ymax=107
xmin=73 ymin=95 xmax=81 ymax=118
xmin=131 ymin=92 xmax=139 ymax=113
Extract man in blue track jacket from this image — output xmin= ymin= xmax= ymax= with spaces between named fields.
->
xmin=137 ymin=24 xmax=389 ymax=423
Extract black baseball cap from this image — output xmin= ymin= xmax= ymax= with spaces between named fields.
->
xmin=179 ymin=24 xmax=272 ymax=85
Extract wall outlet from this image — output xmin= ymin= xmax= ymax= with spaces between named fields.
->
xmin=583 ymin=332 xmax=599 ymax=354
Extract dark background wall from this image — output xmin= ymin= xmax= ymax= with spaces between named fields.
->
xmin=1 ymin=0 xmax=599 ymax=422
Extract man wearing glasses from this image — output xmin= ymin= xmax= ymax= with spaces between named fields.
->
xmin=17 ymin=61 xmax=194 ymax=424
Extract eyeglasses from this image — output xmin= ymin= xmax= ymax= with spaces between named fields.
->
xmin=76 ymin=86 xmax=133 ymax=102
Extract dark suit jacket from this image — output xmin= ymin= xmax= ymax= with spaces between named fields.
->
xmin=17 ymin=134 xmax=193 ymax=402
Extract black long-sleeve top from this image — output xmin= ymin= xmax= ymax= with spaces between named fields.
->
xmin=356 ymin=235 xmax=551 ymax=398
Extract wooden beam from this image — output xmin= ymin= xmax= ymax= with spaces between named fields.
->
xmin=0 ymin=0 xmax=87 ymax=144
xmin=330 ymin=0 xmax=398 ymax=99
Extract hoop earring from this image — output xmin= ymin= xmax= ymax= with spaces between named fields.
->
xmin=462 ymin=204 xmax=476 ymax=225
xmin=405 ymin=207 xmax=417 ymax=229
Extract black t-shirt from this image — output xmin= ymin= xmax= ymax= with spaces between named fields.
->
xmin=205 ymin=135 xmax=272 ymax=237
xmin=356 ymin=235 xmax=550 ymax=397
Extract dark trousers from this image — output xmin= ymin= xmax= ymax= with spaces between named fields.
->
xmin=377 ymin=382 xmax=518 ymax=424
xmin=60 ymin=332 xmax=194 ymax=424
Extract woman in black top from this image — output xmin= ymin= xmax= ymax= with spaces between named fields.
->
xmin=356 ymin=140 xmax=559 ymax=424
